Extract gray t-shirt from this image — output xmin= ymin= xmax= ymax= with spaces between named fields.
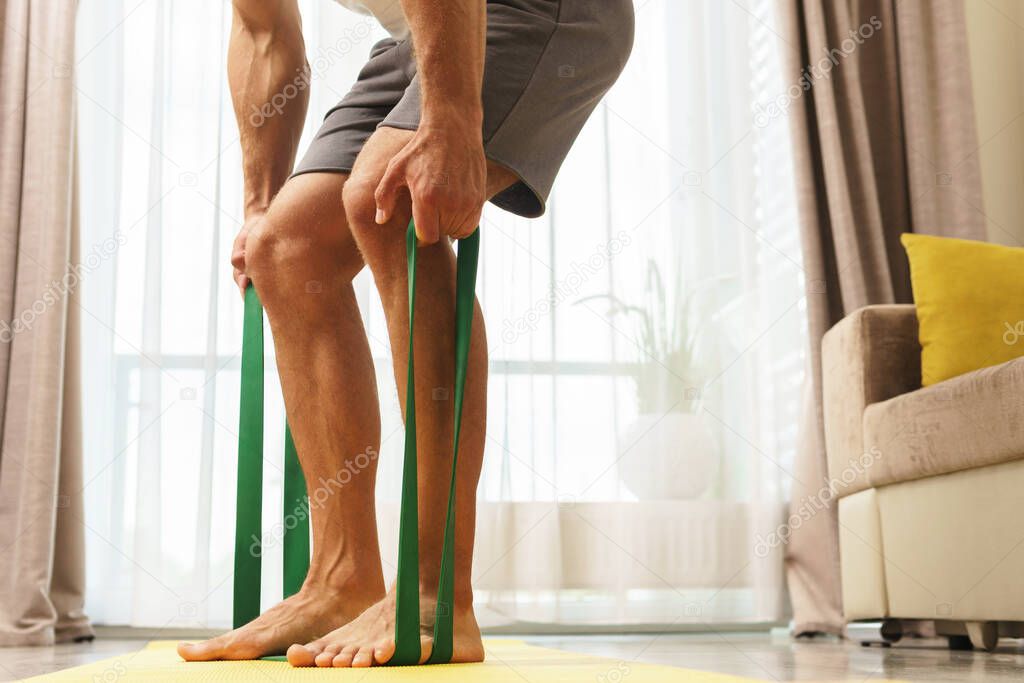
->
xmin=334 ymin=0 xmax=409 ymax=40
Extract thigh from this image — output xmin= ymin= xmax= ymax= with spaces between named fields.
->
xmin=343 ymin=126 xmax=516 ymax=271
xmin=348 ymin=127 xmax=518 ymax=208
xmin=292 ymin=38 xmax=411 ymax=178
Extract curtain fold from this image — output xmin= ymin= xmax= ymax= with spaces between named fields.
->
xmin=0 ymin=0 xmax=92 ymax=646
xmin=777 ymin=0 xmax=985 ymax=635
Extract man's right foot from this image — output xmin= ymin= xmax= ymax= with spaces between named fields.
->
xmin=285 ymin=586 xmax=485 ymax=667
xmin=177 ymin=579 xmax=383 ymax=661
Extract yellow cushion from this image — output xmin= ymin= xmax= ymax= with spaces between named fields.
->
xmin=901 ymin=233 xmax=1024 ymax=386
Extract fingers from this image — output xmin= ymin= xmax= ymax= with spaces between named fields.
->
xmin=412 ymin=183 xmax=479 ymax=243
xmin=448 ymin=205 xmax=482 ymax=240
xmin=413 ymin=206 xmax=478 ymax=243
xmin=234 ymin=269 xmax=249 ymax=298
xmin=412 ymin=197 xmax=441 ymax=245
xmin=230 ymin=249 xmax=245 ymax=272
xmin=374 ymin=161 xmax=403 ymax=225
xmin=231 ymin=227 xmax=249 ymax=298
xmin=374 ymin=159 xmax=481 ymax=243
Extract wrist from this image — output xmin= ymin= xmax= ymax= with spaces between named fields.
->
xmin=243 ymin=177 xmax=285 ymax=220
xmin=243 ymin=190 xmax=272 ymax=218
xmin=420 ymin=99 xmax=484 ymax=133
xmin=242 ymin=204 xmax=269 ymax=222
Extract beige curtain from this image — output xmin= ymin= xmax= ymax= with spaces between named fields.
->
xmin=0 ymin=0 xmax=92 ymax=645
xmin=777 ymin=0 xmax=985 ymax=635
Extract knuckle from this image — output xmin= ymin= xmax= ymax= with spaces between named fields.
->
xmin=419 ymin=185 xmax=438 ymax=203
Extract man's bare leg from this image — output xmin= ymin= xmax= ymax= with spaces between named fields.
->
xmin=179 ymin=172 xmax=387 ymax=660
xmin=287 ymin=127 xmax=516 ymax=668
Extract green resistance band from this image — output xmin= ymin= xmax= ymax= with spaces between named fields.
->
xmin=233 ymin=287 xmax=311 ymax=631
xmin=233 ymin=220 xmax=479 ymax=667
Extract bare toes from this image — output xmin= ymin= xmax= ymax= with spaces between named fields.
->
xmin=332 ymin=647 xmax=356 ymax=667
xmin=177 ymin=637 xmax=225 ymax=662
xmin=286 ymin=643 xmax=316 ymax=667
xmin=373 ymin=639 xmax=395 ymax=665
xmin=306 ymin=639 xmax=328 ymax=658
xmin=419 ymin=635 xmax=434 ymax=664
xmin=315 ymin=646 xmax=341 ymax=667
xmin=351 ymin=646 xmax=374 ymax=668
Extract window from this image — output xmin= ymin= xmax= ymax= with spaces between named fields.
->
xmin=77 ymin=0 xmax=804 ymax=628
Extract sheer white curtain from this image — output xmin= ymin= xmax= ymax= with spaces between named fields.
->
xmin=76 ymin=0 xmax=805 ymax=629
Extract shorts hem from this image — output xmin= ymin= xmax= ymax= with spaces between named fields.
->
xmin=378 ymin=120 xmax=418 ymax=133
xmin=322 ymin=124 xmax=549 ymax=219
xmin=486 ymin=155 xmax=546 ymax=218
xmin=289 ymin=166 xmax=353 ymax=180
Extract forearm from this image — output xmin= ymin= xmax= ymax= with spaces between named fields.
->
xmin=400 ymin=0 xmax=485 ymax=130
xmin=228 ymin=0 xmax=308 ymax=217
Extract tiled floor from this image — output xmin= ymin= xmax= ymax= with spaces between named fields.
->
xmin=2 ymin=631 xmax=1023 ymax=681
xmin=532 ymin=632 xmax=1024 ymax=681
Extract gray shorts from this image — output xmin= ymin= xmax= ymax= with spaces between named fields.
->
xmin=292 ymin=0 xmax=634 ymax=218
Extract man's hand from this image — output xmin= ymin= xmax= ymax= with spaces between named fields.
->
xmin=231 ymin=215 xmax=263 ymax=297
xmin=374 ymin=119 xmax=487 ymax=243
xmin=383 ymin=0 xmax=487 ymax=243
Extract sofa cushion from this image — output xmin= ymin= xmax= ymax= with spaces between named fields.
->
xmin=862 ymin=356 xmax=1024 ymax=488
xmin=901 ymin=233 xmax=1024 ymax=386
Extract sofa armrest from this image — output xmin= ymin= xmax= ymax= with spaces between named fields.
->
xmin=822 ymin=305 xmax=921 ymax=494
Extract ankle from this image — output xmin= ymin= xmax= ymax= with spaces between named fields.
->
xmin=414 ymin=585 xmax=474 ymax=613
xmin=304 ymin=561 xmax=385 ymax=599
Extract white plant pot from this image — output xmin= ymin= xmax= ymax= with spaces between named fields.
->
xmin=617 ymin=411 xmax=717 ymax=500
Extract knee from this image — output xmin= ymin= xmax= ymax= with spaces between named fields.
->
xmin=342 ymin=177 xmax=382 ymax=245
xmin=245 ymin=215 xmax=298 ymax=286
xmin=244 ymin=218 xmax=284 ymax=288
xmin=246 ymin=212 xmax=360 ymax=301
xmin=342 ymin=175 xmax=406 ymax=270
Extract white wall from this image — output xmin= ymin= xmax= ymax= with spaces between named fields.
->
xmin=965 ymin=0 xmax=1024 ymax=247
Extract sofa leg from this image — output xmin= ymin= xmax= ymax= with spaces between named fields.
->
xmin=965 ymin=621 xmax=998 ymax=651
xmin=846 ymin=619 xmax=902 ymax=647
xmin=946 ymin=634 xmax=973 ymax=650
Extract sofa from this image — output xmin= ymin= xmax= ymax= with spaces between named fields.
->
xmin=822 ymin=304 xmax=1024 ymax=651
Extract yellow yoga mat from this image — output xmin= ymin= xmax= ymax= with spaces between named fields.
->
xmin=26 ymin=639 xmax=760 ymax=682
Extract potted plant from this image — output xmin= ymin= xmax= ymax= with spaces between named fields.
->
xmin=576 ymin=260 xmax=721 ymax=500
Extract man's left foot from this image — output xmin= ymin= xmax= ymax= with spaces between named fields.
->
xmin=286 ymin=587 xmax=484 ymax=667
xmin=177 ymin=577 xmax=380 ymax=661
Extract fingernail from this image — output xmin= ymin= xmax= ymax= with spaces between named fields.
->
xmin=375 ymin=208 xmax=385 ymax=224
